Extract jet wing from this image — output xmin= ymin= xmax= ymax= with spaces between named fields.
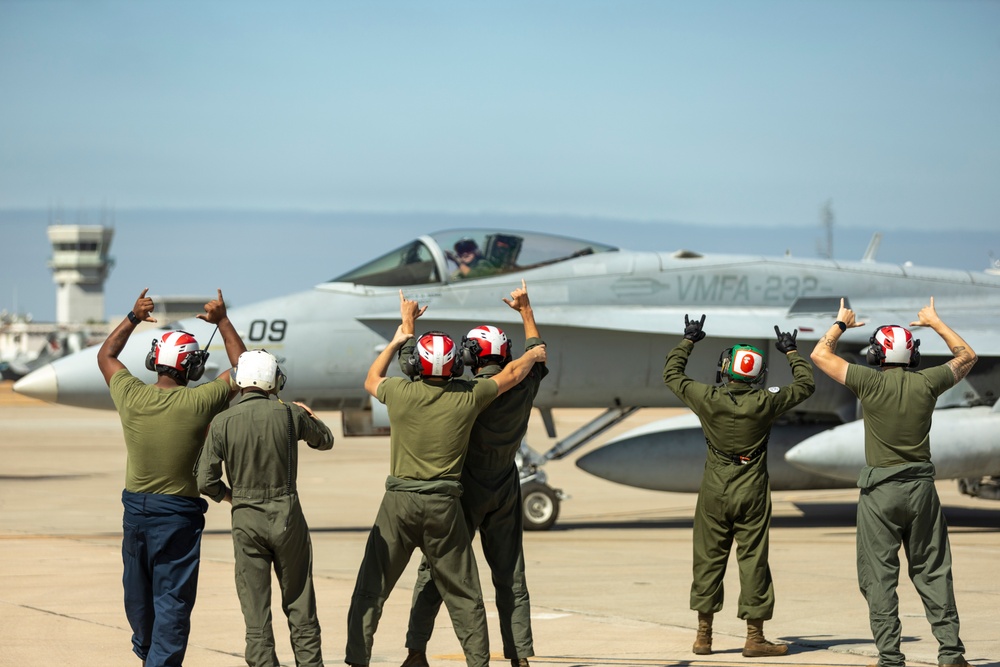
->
xmin=360 ymin=305 xmax=1000 ymax=356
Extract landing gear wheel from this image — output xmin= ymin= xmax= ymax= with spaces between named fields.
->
xmin=521 ymin=482 xmax=560 ymax=531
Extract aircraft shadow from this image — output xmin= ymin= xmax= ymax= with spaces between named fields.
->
xmin=202 ymin=503 xmax=998 ymax=536
xmin=548 ymin=501 xmax=999 ymax=532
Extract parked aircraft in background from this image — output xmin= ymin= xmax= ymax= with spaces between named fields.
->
xmin=0 ymin=331 xmax=83 ymax=381
xmin=14 ymin=229 xmax=1000 ymax=528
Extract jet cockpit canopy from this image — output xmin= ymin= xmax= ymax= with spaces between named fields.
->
xmin=330 ymin=229 xmax=617 ymax=287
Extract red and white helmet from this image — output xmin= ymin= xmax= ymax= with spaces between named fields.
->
xmin=413 ymin=331 xmax=461 ymax=378
xmin=870 ymin=325 xmax=918 ymax=366
xmin=145 ymin=331 xmax=207 ymax=381
xmin=463 ymin=325 xmax=510 ymax=365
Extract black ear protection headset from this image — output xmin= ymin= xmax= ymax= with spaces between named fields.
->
xmin=144 ymin=332 xmax=209 ymax=382
xmin=401 ymin=331 xmax=465 ymax=380
xmin=866 ymin=325 xmax=921 ymax=368
xmin=459 ymin=335 xmax=514 ymax=369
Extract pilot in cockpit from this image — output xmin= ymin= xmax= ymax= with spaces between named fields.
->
xmin=448 ymin=238 xmax=490 ymax=279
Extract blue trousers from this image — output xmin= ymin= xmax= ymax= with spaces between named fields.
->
xmin=122 ymin=490 xmax=208 ymax=667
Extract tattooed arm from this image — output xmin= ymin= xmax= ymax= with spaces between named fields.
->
xmin=910 ymin=297 xmax=977 ymax=382
xmin=810 ymin=298 xmax=865 ymax=385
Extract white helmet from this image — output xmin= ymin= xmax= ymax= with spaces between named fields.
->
xmin=234 ymin=350 xmax=285 ymax=392
xmin=869 ymin=325 xmax=920 ymax=367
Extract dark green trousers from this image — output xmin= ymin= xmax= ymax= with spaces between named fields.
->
xmin=346 ymin=489 xmax=489 ymax=667
xmin=232 ymin=496 xmax=322 ymax=667
xmin=690 ymin=462 xmax=775 ymax=620
xmin=406 ymin=465 xmax=533 ymax=660
xmin=857 ymin=474 xmax=964 ymax=667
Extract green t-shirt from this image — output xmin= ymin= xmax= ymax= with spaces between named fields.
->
xmin=377 ymin=376 xmax=498 ymax=482
xmin=109 ymin=368 xmax=234 ymax=497
xmin=845 ymin=363 xmax=955 ymax=467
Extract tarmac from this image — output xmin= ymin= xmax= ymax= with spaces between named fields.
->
xmin=1 ymin=380 xmax=997 ymax=667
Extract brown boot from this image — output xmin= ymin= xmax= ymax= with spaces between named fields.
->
xmin=692 ymin=612 xmax=713 ymax=655
xmin=511 ymin=659 xmax=530 ymax=667
xmin=742 ymin=619 xmax=789 ymax=657
xmin=400 ymin=649 xmax=429 ymax=667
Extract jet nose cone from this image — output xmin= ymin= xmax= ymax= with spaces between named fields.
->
xmin=13 ymin=364 xmax=58 ymax=403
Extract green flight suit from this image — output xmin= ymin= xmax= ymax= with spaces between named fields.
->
xmin=664 ymin=339 xmax=814 ymax=620
xmin=346 ymin=375 xmax=498 ymax=667
xmin=846 ymin=363 xmax=965 ymax=667
xmin=197 ymin=393 xmax=334 ymax=667
xmin=404 ymin=338 xmax=547 ymax=661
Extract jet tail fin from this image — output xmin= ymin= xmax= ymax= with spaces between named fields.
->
xmin=862 ymin=232 xmax=882 ymax=262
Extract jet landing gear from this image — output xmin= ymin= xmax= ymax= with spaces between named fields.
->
xmin=517 ymin=404 xmax=640 ymax=531
xmin=516 ymin=444 xmax=564 ymax=531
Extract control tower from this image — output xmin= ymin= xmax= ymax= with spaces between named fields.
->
xmin=47 ymin=225 xmax=115 ymax=324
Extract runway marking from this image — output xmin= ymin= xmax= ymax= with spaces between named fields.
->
xmin=2 ymin=601 xmax=245 ymax=660
xmin=433 ymin=657 xmax=870 ymax=667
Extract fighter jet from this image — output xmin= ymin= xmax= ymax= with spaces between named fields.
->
xmin=14 ymin=228 xmax=1000 ymax=528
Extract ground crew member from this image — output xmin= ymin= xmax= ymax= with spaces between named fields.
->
xmin=663 ymin=315 xmax=814 ymax=657
xmin=345 ymin=290 xmax=546 ymax=667
xmin=401 ymin=279 xmax=546 ymax=667
xmin=196 ymin=349 xmax=334 ymax=667
xmin=810 ymin=298 xmax=975 ymax=667
xmin=97 ymin=288 xmax=245 ymax=667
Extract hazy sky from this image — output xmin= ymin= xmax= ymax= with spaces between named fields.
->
xmin=1 ymin=0 xmax=998 ymax=228
xmin=1 ymin=1 xmax=999 ymax=322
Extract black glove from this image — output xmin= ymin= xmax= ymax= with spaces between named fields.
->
xmin=774 ymin=325 xmax=798 ymax=354
xmin=683 ymin=314 xmax=707 ymax=343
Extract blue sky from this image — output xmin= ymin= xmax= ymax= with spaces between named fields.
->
xmin=1 ymin=1 xmax=998 ymax=321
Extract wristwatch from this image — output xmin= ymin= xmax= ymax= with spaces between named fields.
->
xmin=833 ymin=321 xmax=847 ymax=332
xmin=127 ymin=311 xmax=141 ymax=325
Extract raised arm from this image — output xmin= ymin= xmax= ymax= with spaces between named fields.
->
xmin=911 ymin=297 xmax=977 ymax=382
xmin=197 ymin=289 xmax=246 ymax=368
xmin=810 ymin=298 xmax=865 ymax=385
xmin=772 ymin=325 xmax=815 ymax=410
xmin=490 ymin=344 xmax=546 ymax=395
xmin=97 ymin=288 xmax=157 ymax=385
xmin=503 ymin=279 xmax=540 ymax=341
xmin=663 ymin=314 xmax=708 ymax=404
xmin=365 ymin=291 xmax=426 ymax=396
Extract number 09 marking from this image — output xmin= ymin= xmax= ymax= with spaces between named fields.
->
xmin=248 ymin=319 xmax=287 ymax=342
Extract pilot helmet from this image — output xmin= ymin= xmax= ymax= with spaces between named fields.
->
xmin=721 ymin=344 xmax=765 ymax=383
xmin=234 ymin=349 xmax=286 ymax=392
xmin=145 ymin=331 xmax=207 ymax=382
xmin=868 ymin=325 xmax=920 ymax=368
xmin=454 ymin=238 xmax=479 ymax=255
xmin=461 ymin=325 xmax=511 ymax=368
xmin=408 ymin=331 xmax=464 ymax=379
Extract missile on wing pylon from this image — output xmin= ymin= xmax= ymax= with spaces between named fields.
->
xmin=576 ymin=415 xmax=854 ymax=493
xmin=785 ymin=406 xmax=1000 ymax=483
